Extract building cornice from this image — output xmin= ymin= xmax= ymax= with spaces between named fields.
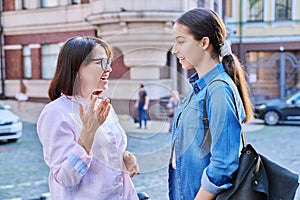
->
xmin=85 ymin=11 xmax=180 ymax=25
xmin=4 ymin=45 xmax=22 ymax=50
xmin=3 ymin=21 xmax=93 ymax=35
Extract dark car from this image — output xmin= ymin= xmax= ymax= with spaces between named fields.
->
xmin=254 ymin=91 xmax=300 ymax=125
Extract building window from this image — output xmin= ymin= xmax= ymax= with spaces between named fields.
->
xmin=40 ymin=0 xmax=58 ymax=8
xmin=41 ymin=44 xmax=59 ymax=79
xmin=247 ymin=0 xmax=264 ymax=22
xmin=23 ymin=46 xmax=32 ymax=79
xmin=275 ymin=0 xmax=291 ymax=21
xmin=21 ymin=0 xmax=28 ymax=9
xmin=72 ymin=0 xmax=80 ymax=4
xmin=197 ymin=0 xmax=205 ymax=7
xmin=226 ymin=0 xmax=232 ymax=18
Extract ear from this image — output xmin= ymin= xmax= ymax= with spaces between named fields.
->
xmin=200 ymin=36 xmax=210 ymax=49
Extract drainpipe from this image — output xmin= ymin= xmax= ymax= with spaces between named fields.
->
xmin=238 ymin=0 xmax=243 ymax=61
xmin=0 ymin=0 xmax=6 ymax=99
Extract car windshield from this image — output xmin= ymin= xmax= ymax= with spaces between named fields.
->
xmin=284 ymin=91 xmax=300 ymax=102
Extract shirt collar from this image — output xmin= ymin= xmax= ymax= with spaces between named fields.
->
xmin=189 ymin=63 xmax=225 ymax=93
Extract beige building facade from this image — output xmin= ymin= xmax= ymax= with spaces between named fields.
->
xmin=1 ymin=0 xmax=204 ymax=118
xmin=0 ymin=0 xmax=299 ymax=117
xmin=225 ymin=0 xmax=300 ymax=101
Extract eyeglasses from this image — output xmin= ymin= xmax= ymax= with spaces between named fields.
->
xmin=90 ymin=58 xmax=112 ymax=70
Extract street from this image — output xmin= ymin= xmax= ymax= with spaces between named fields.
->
xmin=0 ymin=121 xmax=299 ymax=200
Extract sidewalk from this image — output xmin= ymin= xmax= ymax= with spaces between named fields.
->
xmin=0 ymin=99 xmax=264 ymax=133
xmin=0 ymin=99 xmax=171 ymax=134
xmin=0 ymin=99 xmax=46 ymax=124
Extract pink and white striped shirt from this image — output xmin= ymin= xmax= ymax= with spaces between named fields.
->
xmin=37 ymin=95 xmax=138 ymax=200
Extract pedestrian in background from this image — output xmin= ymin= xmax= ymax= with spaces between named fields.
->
xmin=167 ymin=90 xmax=181 ymax=132
xmin=37 ymin=36 xmax=139 ymax=199
xmin=15 ymin=78 xmax=28 ymax=111
xmin=134 ymin=84 xmax=149 ymax=129
xmin=169 ymin=8 xmax=253 ymax=200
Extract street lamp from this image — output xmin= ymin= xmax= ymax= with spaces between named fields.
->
xmin=279 ymin=46 xmax=285 ymax=100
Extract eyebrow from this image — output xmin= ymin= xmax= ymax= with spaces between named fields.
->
xmin=175 ymin=36 xmax=185 ymax=40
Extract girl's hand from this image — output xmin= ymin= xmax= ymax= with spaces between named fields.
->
xmin=123 ymin=151 xmax=140 ymax=178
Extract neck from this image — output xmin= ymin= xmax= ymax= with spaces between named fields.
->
xmin=195 ymin=56 xmax=219 ymax=78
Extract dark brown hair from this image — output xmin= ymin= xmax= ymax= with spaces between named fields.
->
xmin=176 ymin=8 xmax=253 ymax=122
xmin=48 ymin=36 xmax=113 ymax=101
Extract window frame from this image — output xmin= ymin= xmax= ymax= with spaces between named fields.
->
xmin=275 ymin=0 xmax=292 ymax=21
xmin=41 ymin=44 xmax=60 ymax=80
xmin=22 ymin=45 xmax=32 ymax=79
xmin=247 ymin=0 xmax=264 ymax=22
xmin=40 ymin=0 xmax=59 ymax=8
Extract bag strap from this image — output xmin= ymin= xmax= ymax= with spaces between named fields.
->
xmin=203 ymin=79 xmax=246 ymax=147
xmin=170 ymin=91 xmax=194 ymax=164
xmin=175 ymin=91 xmax=194 ymax=129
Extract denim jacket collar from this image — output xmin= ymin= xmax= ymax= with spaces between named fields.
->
xmin=189 ymin=63 xmax=225 ymax=94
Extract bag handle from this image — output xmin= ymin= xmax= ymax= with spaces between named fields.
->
xmin=203 ymin=79 xmax=246 ymax=147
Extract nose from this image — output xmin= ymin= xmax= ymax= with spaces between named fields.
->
xmin=171 ymin=45 xmax=178 ymax=55
xmin=104 ymin=63 xmax=112 ymax=72
xmin=105 ymin=65 xmax=112 ymax=73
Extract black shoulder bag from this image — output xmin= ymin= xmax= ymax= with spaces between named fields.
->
xmin=203 ymin=79 xmax=299 ymax=200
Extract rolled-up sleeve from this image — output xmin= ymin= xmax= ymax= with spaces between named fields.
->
xmin=201 ymin=82 xmax=242 ymax=194
xmin=37 ymin=105 xmax=93 ymax=189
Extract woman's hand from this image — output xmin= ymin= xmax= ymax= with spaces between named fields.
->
xmin=78 ymin=96 xmax=111 ymax=154
xmin=123 ymin=151 xmax=140 ymax=178
xmin=80 ymin=96 xmax=111 ymax=132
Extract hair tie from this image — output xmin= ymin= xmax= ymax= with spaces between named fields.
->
xmin=220 ymin=41 xmax=232 ymax=57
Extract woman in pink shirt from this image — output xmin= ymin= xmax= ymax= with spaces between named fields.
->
xmin=37 ymin=36 xmax=139 ymax=199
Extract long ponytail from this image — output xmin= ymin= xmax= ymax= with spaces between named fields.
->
xmin=222 ymin=54 xmax=253 ymax=122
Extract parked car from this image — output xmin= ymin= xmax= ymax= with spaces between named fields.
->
xmin=0 ymin=103 xmax=22 ymax=142
xmin=254 ymin=90 xmax=300 ymax=125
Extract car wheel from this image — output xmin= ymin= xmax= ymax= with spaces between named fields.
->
xmin=264 ymin=111 xmax=279 ymax=125
xmin=7 ymin=138 xmax=18 ymax=143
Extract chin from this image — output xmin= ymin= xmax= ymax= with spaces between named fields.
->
xmin=182 ymin=65 xmax=194 ymax=70
xmin=181 ymin=61 xmax=194 ymax=70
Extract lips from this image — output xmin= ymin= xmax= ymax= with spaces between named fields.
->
xmin=176 ymin=55 xmax=184 ymax=60
xmin=92 ymin=90 xmax=102 ymax=96
xmin=100 ymin=73 xmax=109 ymax=81
xmin=177 ymin=57 xmax=184 ymax=64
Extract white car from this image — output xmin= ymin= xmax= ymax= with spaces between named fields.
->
xmin=0 ymin=104 xmax=22 ymax=142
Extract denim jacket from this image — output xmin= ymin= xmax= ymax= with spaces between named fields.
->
xmin=168 ymin=63 xmax=246 ymax=200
